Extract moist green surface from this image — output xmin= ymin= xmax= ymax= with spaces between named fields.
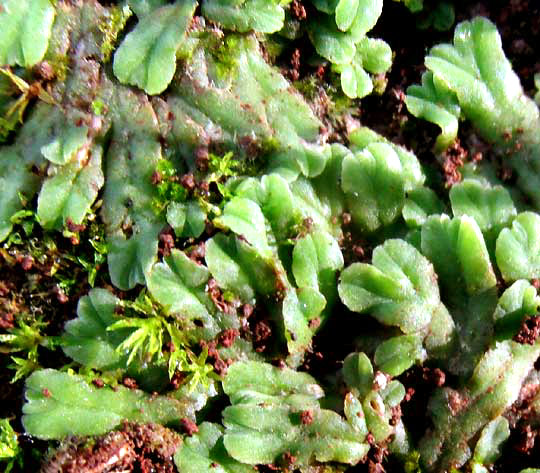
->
xmin=1 ymin=1 xmax=540 ymax=472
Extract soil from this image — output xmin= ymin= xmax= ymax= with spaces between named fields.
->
xmin=40 ymin=422 xmax=181 ymax=473
xmin=0 ymin=221 xmax=108 ymax=422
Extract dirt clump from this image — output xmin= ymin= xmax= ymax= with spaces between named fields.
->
xmin=41 ymin=422 xmax=181 ymax=473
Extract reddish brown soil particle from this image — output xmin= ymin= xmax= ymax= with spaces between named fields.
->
xmin=122 ymin=377 xmax=138 ymax=390
xmin=170 ymin=371 xmax=185 ymax=390
xmin=188 ymin=242 xmax=206 ymax=264
xmin=213 ymin=357 xmax=229 ymax=376
xmin=198 ymin=179 xmax=210 ymax=197
xmin=195 ymin=146 xmax=209 ymax=172
xmin=42 ymin=422 xmax=181 ymax=473
xmin=92 ymin=379 xmax=105 ymax=388
xmin=218 ymin=328 xmax=239 ymax=348
xmin=180 ymin=418 xmax=199 ymax=436
xmin=499 ymin=165 xmax=514 ymax=182
xmin=368 ymin=460 xmax=386 ymax=473
xmin=207 ymin=278 xmax=234 ymax=313
xmin=300 ymin=410 xmax=314 ymax=425
xmin=505 ymin=382 xmax=540 ymax=459
xmin=422 ymin=367 xmax=446 ymax=387
xmin=271 ymin=359 xmax=286 ymax=369
xmin=200 ymin=340 xmax=219 ymax=359
xmin=518 ymin=382 xmax=540 ymax=409
xmin=242 ymin=303 xmax=254 ymax=318
xmin=340 ymin=231 xmax=371 ymax=265
xmin=254 ymin=320 xmax=272 ymax=352
xmin=0 ymin=312 xmax=14 ymax=330
xmin=281 ymin=452 xmax=297 ymax=467
xmin=390 ymin=405 xmax=402 ymax=427
xmin=365 ymin=443 xmax=389 ymax=473
xmin=239 ymin=135 xmax=262 ymax=158
xmin=442 ymin=139 xmax=467 ymax=187
xmin=159 ymin=228 xmax=175 ymax=257
xmin=308 ymin=317 xmax=321 ymax=330
xmin=316 ymin=65 xmax=326 ymax=80
xmin=447 ymin=390 xmax=468 ymax=416
xmin=259 ymin=464 xmax=281 ymax=472
xmin=472 ymin=151 xmax=483 ymax=162
xmin=53 ymin=286 xmax=69 ymax=304
xmin=151 ymin=170 xmax=163 ymax=185
xmin=515 ymin=424 xmax=537 ymax=454
xmin=291 ymin=0 xmax=307 ymax=20
xmin=200 ymin=339 xmax=231 ymax=376
xmin=19 ymin=255 xmax=34 ymax=271
xmin=404 ymin=387 xmax=415 ymax=402
xmin=180 ymin=172 xmax=196 ymax=191
xmin=514 ymin=316 xmax=540 ymax=345
xmin=287 ymin=48 xmax=302 ymax=81
xmin=353 ymin=245 xmax=365 ymax=259
xmin=66 ymin=218 xmax=86 ymax=233
xmin=342 ymin=212 xmax=352 ymax=225
xmin=291 ymin=48 xmax=301 ymax=71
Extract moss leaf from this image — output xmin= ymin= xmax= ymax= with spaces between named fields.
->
xmin=202 ymin=0 xmax=285 ymax=34
xmin=22 ymin=369 xmax=195 ymax=439
xmin=205 ymin=233 xmax=276 ymax=301
xmin=308 ymin=16 xmax=356 ymax=65
xmin=0 ymin=0 xmax=55 ymax=67
xmin=419 ymin=341 xmax=540 ymax=471
xmin=374 ymin=334 xmax=425 ymax=376
xmin=450 ymin=179 xmax=516 ymax=234
xmin=494 ymin=280 xmax=540 ymax=340
xmin=174 ymin=422 xmax=256 ymax=473
xmin=496 ymin=212 xmax=540 ymax=282
xmin=342 ymin=143 xmax=406 ymax=232
xmin=0 ymin=148 xmax=40 ymax=241
xmin=421 ymin=214 xmax=496 ymax=299
xmin=216 ymin=197 xmax=271 ymax=256
xmin=292 ymin=230 xmax=344 ymax=301
xmin=223 ymin=404 xmax=369 ymax=466
xmin=348 ymin=126 xmax=425 ymax=191
xmin=61 ymin=289 xmax=127 ymax=370
xmin=147 ymin=249 xmax=219 ymax=337
xmin=103 ymin=87 xmax=165 ymax=290
xmin=472 ymin=417 xmax=510 ymax=468
xmin=40 ymin=124 xmax=88 ymax=166
xmin=108 ymin=223 xmax=161 ymax=290
xmin=338 ymin=239 xmax=441 ymax=333
xmin=335 ymin=0 xmax=359 ymax=32
xmin=222 ymin=361 xmax=368 ymax=466
xmin=222 ymin=361 xmax=323 ymax=408
xmin=402 ymin=187 xmax=445 ymax=228
xmin=113 ymin=0 xmax=196 ymax=95
xmin=342 ymin=352 xmax=374 ymax=397
xmin=37 ymin=145 xmax=104 ymax=230
xmin=405 ymin=71 xmax=460 ymax=152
